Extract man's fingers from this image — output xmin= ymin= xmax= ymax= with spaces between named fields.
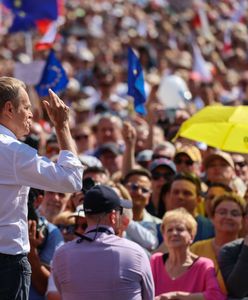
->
xmin=42 ymin=101 xmax=52 ymax=117
xmin=48 ymin=89 xmax=63 ymax=107
xmin=28 ymin=220 xmax=37 ymax=239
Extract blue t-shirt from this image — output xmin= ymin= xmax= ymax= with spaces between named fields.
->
xmin=29 ymin=221 xmax=64 ymax=300
xmin=194 ymin=215 xmax=215 ymax=242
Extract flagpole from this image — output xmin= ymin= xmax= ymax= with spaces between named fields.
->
xmin=24 ymin=31 xmax=33 ymax=61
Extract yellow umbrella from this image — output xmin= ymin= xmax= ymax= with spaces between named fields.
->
xmin=174 ymin=105 xmax=248 ymax=153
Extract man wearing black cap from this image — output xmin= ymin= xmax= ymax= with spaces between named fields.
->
xmin=52 ymin=185 xmax=154 ymax=300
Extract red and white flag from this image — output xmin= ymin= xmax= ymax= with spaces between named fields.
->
xmin=35 ymin=21 xmax=58 ymax=51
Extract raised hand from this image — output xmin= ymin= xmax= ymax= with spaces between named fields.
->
xmin=122 ymin=121 xmax=137 ymax=147
xmin=42 ymin=89 xmax=70 ymax=128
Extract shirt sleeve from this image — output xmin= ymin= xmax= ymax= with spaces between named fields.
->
xmin=219 ymin=241 xmax=248 ymax=298
xmin=14 ymin=142 xmax=83 ymax=193
xmin=140 ymin=248 xmax=155 ymax=300
xmin=126 ymin=220 xmax=159 ymax=251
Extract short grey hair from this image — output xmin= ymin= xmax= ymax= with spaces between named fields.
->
xmin=0 ymin=76 xmax=26 ymax=112
xmin=153 ymin=141 xmax=176 ymax=156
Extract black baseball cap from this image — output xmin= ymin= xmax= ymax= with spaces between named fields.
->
xmin=84 ymin=185 xmax=132 ymax=214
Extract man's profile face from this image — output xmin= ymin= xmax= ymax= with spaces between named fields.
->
xmin=168 ymin=179 xmax=198 ymax=215
xmin=13 ymin=87 xmax=33 ymax=139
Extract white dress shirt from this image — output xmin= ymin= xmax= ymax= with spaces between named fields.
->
xmin=0 ymin=124 xmax=83 ymax=255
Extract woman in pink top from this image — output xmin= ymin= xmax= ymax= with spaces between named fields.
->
xmin=150 ymin=208 xmax=226 ymax=300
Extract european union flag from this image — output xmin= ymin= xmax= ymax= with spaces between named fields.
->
xmin=35 ymin=50 xmax=68 ymax=97
xmin=127 ymin=47 xmax=147 ymax=115
xmin=3 ymin=0 xmax=58 ymax=32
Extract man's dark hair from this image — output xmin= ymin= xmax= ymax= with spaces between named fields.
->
xmin=122 ymin=168 xmax=152 ymax=184
xmin=84 ymin=166 xmax=109 ymax=177
xmin=172 ymin=172 xmax=202 ymax=196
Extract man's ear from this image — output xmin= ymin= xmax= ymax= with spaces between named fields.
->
xmin=121 ymin=215 xmax=130 ymax=228
xmin=108 ymin=210 xmax=116 ymax=225
xmin=3 ymin=101 xmax=14 ymax=118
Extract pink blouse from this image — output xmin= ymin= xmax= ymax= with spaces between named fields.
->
xmin=150 ymin=253 xmax=226 ymax=300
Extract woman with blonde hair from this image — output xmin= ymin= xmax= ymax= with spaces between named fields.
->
xmin=150 ymin=208 xmax=225 ymax=300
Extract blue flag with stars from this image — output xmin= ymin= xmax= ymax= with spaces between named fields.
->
xmin=3 ymin=0 xmax=58 ymax=32
xmin=127 ymin=47 xmax=147 ymax=115
xmin=35 ymin=49 xmax=68 ymax=97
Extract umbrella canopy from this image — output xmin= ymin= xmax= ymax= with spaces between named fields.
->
xmin=174 ymin=105 xmax=248 ymax=153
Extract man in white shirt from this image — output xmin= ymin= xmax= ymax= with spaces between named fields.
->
xmin=0 ymin=77 xmax=83 ymax=299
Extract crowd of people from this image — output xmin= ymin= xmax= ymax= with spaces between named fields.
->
xmin=1 ymin=0 xmax=248 ymax=299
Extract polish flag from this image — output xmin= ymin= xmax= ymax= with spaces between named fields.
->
xmin=35 ymin=21 xmax=57 ymax=51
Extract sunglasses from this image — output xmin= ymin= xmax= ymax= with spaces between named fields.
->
xmin=115 ymin=207 xmax=123 ymax=215
xmin=126 ymin=183 xmax=150 ymax=194
xmin=234 ymin=161 xmax=247 ymax=168
xmin=174 ymin=158 xmax=194 ymax=166
xmin=57 ymin=223 xmax=88 ymax=234
xmin=74 ymin=134 xmax=89 ymax=141
xmin=152 ymin=172 xmax=174 ymax=180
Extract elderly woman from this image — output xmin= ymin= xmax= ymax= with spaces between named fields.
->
xmin=191 ymin=192 xmax=246 ymax=295
xmin=150 ymin=208 xmax=225 ymax=300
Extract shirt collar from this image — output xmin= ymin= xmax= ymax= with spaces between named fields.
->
xmin=85 ymin=225 xmax=115 ymax=235
xmin=0 ymin=124 xmax=17 ymax=139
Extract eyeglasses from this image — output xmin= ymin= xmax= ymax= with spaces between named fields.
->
xmin=174 ymin=158 xmax=194 ymax=166
xmin=152 ymin=154 xmax=172 ymax=160
xmin=234 ymin=161 xmax=247 ymax=168
xmin=215 ymin=209 xmax=243 ymax=217
xmin=74 ymin=134 xmax=89 ymax=141
xmin=152 ymin=172 xmax=174 ymax=180
xmin=126 ymin=183 xmax=151 ymax=194
xmin=115 ymin=207 xmax=123 ymax=215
